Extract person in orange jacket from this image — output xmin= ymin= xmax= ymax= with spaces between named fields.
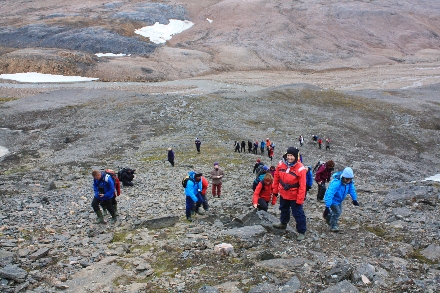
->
xmin=272 ymin=147 xmax=307 ymax=241
xmin=253 ymin=173 xmax=277 ymax=212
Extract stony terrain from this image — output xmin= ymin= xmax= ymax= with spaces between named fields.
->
xmin=1 ymin=1 xmax=440 ymax=293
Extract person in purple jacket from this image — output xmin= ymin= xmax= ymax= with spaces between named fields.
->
xmin=314 ymin=160 xmax=335 ymax=202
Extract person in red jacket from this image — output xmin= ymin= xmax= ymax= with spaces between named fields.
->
xmin=272 ymin=147 xmax=307 ymax=241
xmin=314 ymin=160 xmax=335 ymax=202
xmin=253 ymin=173 xmax=277 ymax=212
xmin=195 ymin=175 xmax=210 ymax=214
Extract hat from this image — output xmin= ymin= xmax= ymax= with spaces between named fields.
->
xmin=286 ymin=147 xmax=299 ymax=158
xmin=167 ymin=147 xmax=172 ymax=151
xmin=194 ymin=170 xmax=203 ymax=177
xmin=263 ymin=165 xmax=269 ymax=171
xmin=214 ymin=162 xmax=219 ymax=166
xmin=341 ymin=167 xmax=354 ymax=179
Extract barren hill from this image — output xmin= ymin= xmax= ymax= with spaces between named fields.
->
xmin=1 ymin=0 xmax=440 ymax=81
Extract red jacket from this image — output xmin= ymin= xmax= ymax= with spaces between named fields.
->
xmin=201 ymin=176 xmax=209 ymax=195
xmin=272 ymin=160 xmax=307 ymax=204
xmin=253 ymin=181 xmax=277 ymax=205
xmin=315 ymin=164 xmax=332 ymax=183
xmin=115 ymin=177 xmax=121 ymax=196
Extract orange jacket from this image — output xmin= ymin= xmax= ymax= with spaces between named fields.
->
xmin=272 ymin=160 xmax=307 ymax=204
xmin=253 ymin=181 xmax=277 ymax=205
xmin=201 ymin=176 xmax=209 ymax=195
xmin=115 ymin=177 xmax=121 ymax=196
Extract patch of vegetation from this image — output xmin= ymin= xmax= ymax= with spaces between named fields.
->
xmin=364 ymin=226 xmax=387 ymax=238
xmin=112 ymin=231 xmax=132 ymax=243
xmin=408 ymin=250 xmax=437 ymax=265
xmin=0 ymin=97 xmax=18 ymax=103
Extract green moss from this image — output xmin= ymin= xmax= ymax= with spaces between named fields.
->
xmin=0 ymin=97 xmax=18 ymax=103
xmin=408 ymin=250 xmax=437 ymax=265
xmin=112 ymin=231 xmax=132 ymax=243
xmin=364 ymin=226 xmax=386 ymax=238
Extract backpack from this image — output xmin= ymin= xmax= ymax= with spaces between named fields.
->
xmin=182 ymin=175 xmax=194 ymax=188
xmin=313 ymin=161 xmax=324 ymax=173
xmin=117 ymin=168 xmax=126 ymax=180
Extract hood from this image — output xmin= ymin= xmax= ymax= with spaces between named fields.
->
xmin=188 ymin=171 xmax=196 ymax=180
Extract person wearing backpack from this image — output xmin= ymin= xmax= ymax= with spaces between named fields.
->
xmin=305 ymin=166 xmax=313 ymax=198
xmin=253 ymin=173 xmax=277 ymax=212
xmin=272 ymin=147 xmax=307 ymax=241
xmin=253 ymin=159 xmax=264 ymax=173
xmin=92 ymin=170 xmax=117 ymax=224
xmin=318 ymin=138 xmax=323 ymax=149
xmin=268 ymin=146 xmax=274 ymax=161
xmin=234 ymin=141 xmax=241 ymax=153
xmin=101 ymin=169 xmax=121 ymax=217
xmin=252 ymin=165 xmax=268 ymax=191
xmin=315 ymin=160 xmax=335 ymax=202
xmin=323 ymin=167 xmax=359 ymax=232
xmin=298 ymin=135 xmax=304 ymax=147
xmin=184 ymin=170 xmax=203 ymax=222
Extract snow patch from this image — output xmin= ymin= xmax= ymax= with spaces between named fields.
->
xmin=135 ymin=19 xmax=194 ymax=44
xmin=0 ymin=72 xmax=99 ymax=83
xmin=0 ymin=146 xmax=9 ymax=158
xmin=424 ymin=174 xmax=440 ymax=182
xmin=95 ymin=53 xmax=128 ymax=57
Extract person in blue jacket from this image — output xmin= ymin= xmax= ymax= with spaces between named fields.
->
xmin=92 ymin=170 xmax=117 ymax=224
xmin=184 ymin=170 xmax=203 ymax=222
xmin=323 ymin=167 xmax=359 ymax=232
xmin=305 ymin=166 xmax=313 ymax=197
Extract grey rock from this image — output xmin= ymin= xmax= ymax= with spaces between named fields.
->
xmin=420 ymin=244 xmax=440 ymax=261
xmin=256 ymin=257 xmax=309 ymax=272
xmin=0 ymin=249 xmax=15 ymax=265
xmin=0 ymin=265 xmax=28 ymax=282
xmin=324 ymin=264 xmax=353 ymax=284
xmin=351 ymin=263 xmax=375 ymax=283
xmin=280 ymin=275 xmax=301 ymax=293
xmin=29 ymin=247 xmax=50 ymax=261
xmin=221 ymin=225 xmax=266 ymax=240
xmin=248 ymin=282 xmax=278 ymax=293
xmin=134 ymin=215 xmax=179 ymax=229
xmin=320 ymin=280 xmax=359 ymax=293
xmin=91 ymin=233 xmax=114 ymax=244
xmin=198 ymin=285 xmax=220 ymax=293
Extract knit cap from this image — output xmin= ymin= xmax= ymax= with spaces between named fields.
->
xmin=286 ymin=147 xmax=299 ymax=159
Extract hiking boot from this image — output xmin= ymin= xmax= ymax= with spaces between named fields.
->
xmin=297 ymin=233 xmax=306 ymax=241
xmin=109 ymin=211 xmax=117 ymax=223
xmin=331 ymin=227 xmax=339 ymax=233
xmin=94 ymin=210 xmax=105 ymax=224
xmin=273 ymin=223 xmax=287 ymax=229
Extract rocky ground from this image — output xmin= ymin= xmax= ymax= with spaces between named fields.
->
xmin=0 ymin=79 xmax=439 ymax=293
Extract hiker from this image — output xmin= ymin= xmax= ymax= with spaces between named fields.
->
xmin=272 ymin=147 xmax=307 ymax=241
xmin=241 ymin=140 xmax=246 ymax=152
xmin=167 ymin=147 xmax=175 ymax=167
xmin=265 ymin=138 xmax=271 ymax=153
xmin=299 ymin=135 xmax=304 ymax=147
xmin=253 ymin=165 xmax=268 ymax=191
xmin=92 ymin=170 xmax=117 ymax=224
xmin=195 ymin=137 xmax=201 ymax=153
xmin=248 ymin=140 xmax=253 ymax=153
xmin=100 ymin=169 xmax=121 ymax=217
xmin=184 ymin=170 xmax=203 ymax=221
xmin=253 ymin=140 xmax=258 ymax=154
xmin=268 ymin=146 xmax=274 ymax=161
xmin=253 ymin=173 xmax=277 ymax=212
xmin=210 ymin=162 xmax=224 ymax=198
xmin=120 ymin=168 xmax=135 ymax=186
xmin=234 ymin=141 xmax=241 ymax=153
xmin=200 ymin=175 xmax=209 ymax=211
xmin=260 ymin=140 xmax=266 ymax=154
xmin=323 ymin=167 xmax=359 ymax=232
xmin=315 ymin=160 xmax=335 ymax=202
xmin=269 ymin=165 xmax=276 ymax=176
xmin=253 ymin=159 xmax=264 ymax=173
xmin=312 ymin=135 xmax=318 ymax=143
xmin=318 ymin=138 xmax=323 ymax=149
xmin=305 ymin=166 xmax=313 ymax=198
xmin=325 ymin=138 xmax=331 ymax=150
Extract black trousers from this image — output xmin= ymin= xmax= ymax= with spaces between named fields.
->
xmin=92 ymin=197 xmax=115 ymax=214
xmin=317 ymin=183 xmax=326 ymax=200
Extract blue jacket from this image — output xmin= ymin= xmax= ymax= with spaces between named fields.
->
xmin=184 ymin=171 xmax=202 ymax=202
xmin=306 ymin=167 xmax=313 ymax=188
xmin=324 ymin=171 xmax=357 ymax=207
xmin=260 ymin=141 xmax=266 ymax=149
xmin=93 ymin=172 xmax=115 ymax=200
xmin=168 ymin=150 xmax=174 ymax=161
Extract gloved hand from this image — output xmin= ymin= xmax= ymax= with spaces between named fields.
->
xmin=323 ymin=207 xmax=330 ymax=218
xmin=352 ymin=200 xmax=359 ymax=206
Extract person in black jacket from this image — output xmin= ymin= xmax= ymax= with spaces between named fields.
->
xmin=121 ymin=168 xmax=135 ymax=186
xmin=241 ymin=140 xmax=246 ymax=152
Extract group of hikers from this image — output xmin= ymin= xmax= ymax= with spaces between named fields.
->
xmin=91 ymin=135 xmax=358 ymax=241
xmin=234 ymin=138 xmax=276 ymax=161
